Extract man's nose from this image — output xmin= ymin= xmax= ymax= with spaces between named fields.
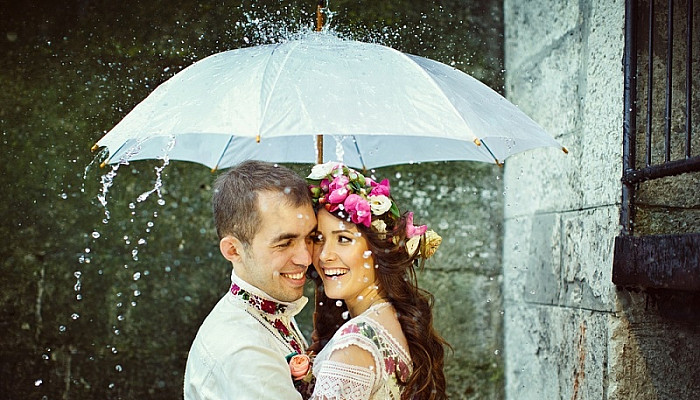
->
xmin=294 ymin=240 xmax=312 ymax=266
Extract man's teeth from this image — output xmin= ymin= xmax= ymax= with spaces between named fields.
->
xmin=325 ymin=269 xmax=348 ymax=277
xmin=282 ymin=272 xmax=305 ymax=280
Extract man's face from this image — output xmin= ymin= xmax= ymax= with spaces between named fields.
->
xmin=235 ymin=191 xmax=316 ymax=302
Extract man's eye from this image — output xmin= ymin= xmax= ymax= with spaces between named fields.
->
xmin=311 ymin=233 xmax=324 ymax=243
xmin=277 ymin=240 xmax=292 ymax=248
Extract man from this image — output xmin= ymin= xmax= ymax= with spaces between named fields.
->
xmin=184 ymin=160 xmax=316 ymax=399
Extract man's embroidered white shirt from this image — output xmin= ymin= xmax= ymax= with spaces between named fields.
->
xmin=184 ymin=270 xmax=308 ymax=399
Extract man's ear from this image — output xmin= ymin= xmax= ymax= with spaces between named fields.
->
xmin=220 ymin=236 xmax=245 ymax=263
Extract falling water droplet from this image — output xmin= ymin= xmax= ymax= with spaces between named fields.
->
xmin=335 ymin=300 xmax=343 ymax=307
xmin=91 ymin=231 xmax=100 ymax=239
xmin=341 ymin=311 xmax=350 ymax=319
xmin=35 ymin=379 xmax=43 ymax=387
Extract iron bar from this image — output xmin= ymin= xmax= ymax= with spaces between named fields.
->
xmin=621 ymin=0 xmax=638 ymax=236
xmin=622 ymin=155 xmax=700 ymax=183
xmin=647 ymin=0 xmax=654 ymax=166
xmin=664 ymin=0 xmax=674 ymax=162
xmin=686 ymin=0 xmax=693 ymax=159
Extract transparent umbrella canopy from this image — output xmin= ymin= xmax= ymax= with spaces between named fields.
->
xmin=93 ymin=32 xmax=566 ymax=170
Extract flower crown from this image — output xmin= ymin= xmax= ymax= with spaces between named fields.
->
xmin=307 ymin=162 xmax=441 ymax=259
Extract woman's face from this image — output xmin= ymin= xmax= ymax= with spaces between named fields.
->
xmin=313 ymin=208 xmax=377 ymax=308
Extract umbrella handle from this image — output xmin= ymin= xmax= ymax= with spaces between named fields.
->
xmin=316 ymin=0 xmax=324 ymax=31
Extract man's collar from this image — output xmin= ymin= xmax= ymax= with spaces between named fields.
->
xmin=229 ymin=269 xmax=307 ymax=316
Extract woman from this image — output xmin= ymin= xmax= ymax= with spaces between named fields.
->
xmin=303 ymin=162 xmax=448 ymax=400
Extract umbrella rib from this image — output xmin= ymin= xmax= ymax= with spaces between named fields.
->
xmin=213 ymin=136 xmax=234 ymax=172
xmin=479 ymin=140 xmax=501 ymax=166
xmin=350 ymin=135 xmax=367 ymax=171
xmin=258 ymin=41 xmax=304 ymax=140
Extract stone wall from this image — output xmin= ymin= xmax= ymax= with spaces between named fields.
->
xmin=503 ymin=0 xmax=700 ymax=399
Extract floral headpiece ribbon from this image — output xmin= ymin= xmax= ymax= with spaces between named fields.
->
xmin=307 ymin=162 xmax=441 ymax=259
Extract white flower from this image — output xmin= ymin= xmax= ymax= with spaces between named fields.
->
xmin=368 ymin=195 xmax=392 ymax=215
xmin=371 ymin=219 xmax=387 ymax=234
xmin=405 ymin=236 xmax=420 ymax=256
xmin=307 ymin=162 xmax=339 ymax=179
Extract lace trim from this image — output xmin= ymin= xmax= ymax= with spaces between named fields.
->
xmin=310 ymin=360 xmax=375 ymax=400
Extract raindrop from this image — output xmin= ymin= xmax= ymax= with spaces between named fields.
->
xmin=341 ymin=311 xmax=350 ymax=320
xmin=134 ymin=290 xmax=141 ymax=297
xmin=71 ymin=313 xmax=79 ymax=320
xmin=357 ymin=295 xmax=364 ymax=301
xmin=34 ymin=379 xmax=43 ymax=387
xmin=91 ymin=231 xmax=100 ymax=239
xmin=117 ymin=315 xmax=125 ymax=321
xmin=362 ymin=250 xmax=372 ymax=258
xmin=58 ymin=325 xmax=66 ymax=332
xmin=137 ymin=238 xmax=146 ymax=245
xmin=335 ymin=300 xmax=343 ymax=307
xmin=115 ymin=365 xmax=123 ymax=372
xmin=42 ymin=354 xmax=50 ymax=360
xmin=60 ymin=193 xmax=68 ymax=200
xmin=157 ymin=199 xmax=166 ymax=206
xmin=74 ymin=271 xmax=82 ymax=279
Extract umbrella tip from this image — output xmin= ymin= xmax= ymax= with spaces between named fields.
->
xmin=91 ymin=143 xmax=99 ymax=152
xmin=562 ymin=146 xmax=569 ymax=154
xmin=495 ymin=159 xmax=503 ymax=167
xmin=211 ymin=167 xmax=218 ymax=173
xmin=99 ymin=161 xmax=107 ymax=168
xmin=473 ymin=138 xmax=482 ymax=146
xmin=256 ymin=135 xmax=261 ymax=143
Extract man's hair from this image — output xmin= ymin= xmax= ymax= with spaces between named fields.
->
xmin=212 ymin=160 xmax=312 ymax=243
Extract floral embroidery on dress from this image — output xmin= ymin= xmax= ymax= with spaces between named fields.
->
xmin=338 ymin=320 xmax=411 ymax=385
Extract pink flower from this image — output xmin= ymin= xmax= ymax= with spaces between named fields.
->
xmin=329 ymin=175 xmax=349 ymax=193
xmin=289 ymin=354 xmax=311 ymax=380
xmin=405 ymin=212 xmax=427 ymax=238
xmin=369 ymin=178 xmax=391 ymax=197
xmin=328 ymin=187 xmax=349 ymax=204
xmin=344 ymin=194 xmax=372 ymax=227
xmin=327 ymin=175 xmax=350 ymax=204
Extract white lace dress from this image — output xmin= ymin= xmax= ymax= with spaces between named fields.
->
xmin=309 ymin=304 xmax=412 ymax=400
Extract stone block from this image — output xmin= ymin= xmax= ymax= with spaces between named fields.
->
xmin=560 ymin=206 xmax=619 ymax=311
xmin=504 ymin=0 xmax=582 ymax=71
xmin=503 ymin=141 xmax=581 ymax=219
xmin=579 ymin=0 xmax=625 ymax=208
xmin=504 ymin=302 xmax=608 ymax=400
xmin=503 ymin=213 xmax=561 ymax=305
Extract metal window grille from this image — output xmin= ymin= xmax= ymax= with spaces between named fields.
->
xmin=613 ymin=0 xmax=700 ymax=290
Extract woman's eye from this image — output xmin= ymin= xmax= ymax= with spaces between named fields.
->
xmin=311 ymin=233 xmax=324 ymax=243
xmin=338 ymin=236 xmax=353 ymax=244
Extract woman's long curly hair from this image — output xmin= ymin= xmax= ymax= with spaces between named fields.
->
xmin=307 ymin=211 xmax=450 ymax=400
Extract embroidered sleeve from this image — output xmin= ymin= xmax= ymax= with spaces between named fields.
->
xmin=310 ymin=360 xmax=375 ymax=400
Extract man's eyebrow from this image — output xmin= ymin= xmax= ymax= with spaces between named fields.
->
xmin=269 ymin=232 xmax=299 ymax=244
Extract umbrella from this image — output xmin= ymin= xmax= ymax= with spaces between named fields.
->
xmin=93 ymin=32 xmax=566 ymax=170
